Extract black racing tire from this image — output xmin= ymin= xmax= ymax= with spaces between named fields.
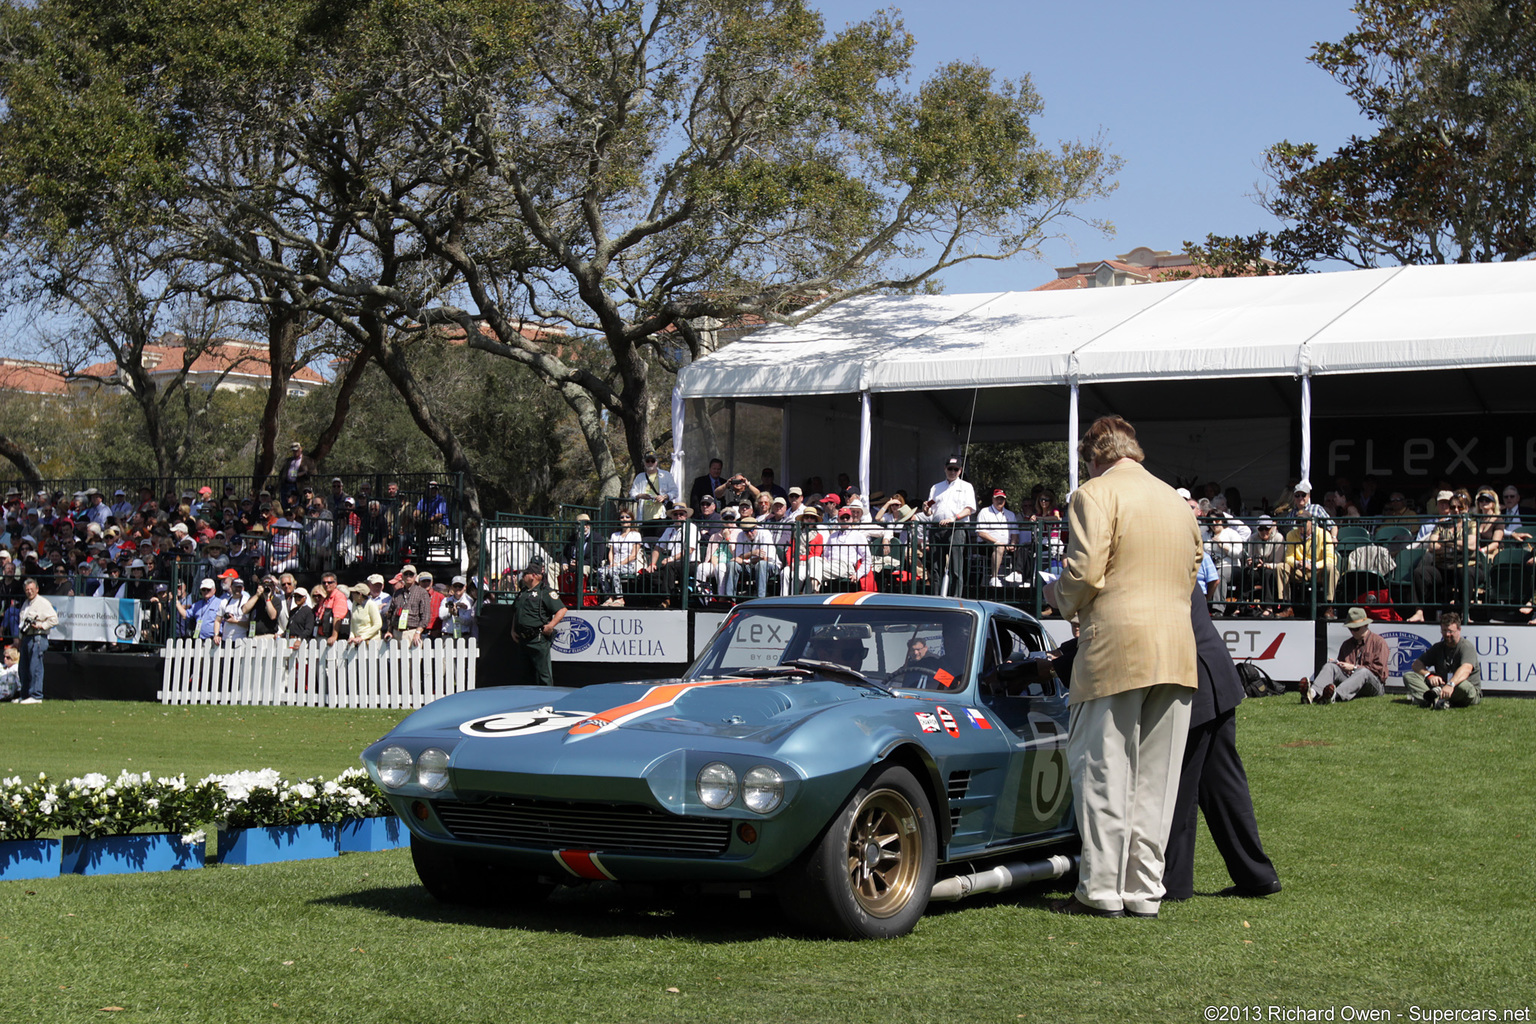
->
xmin=777 ymin=764 xmax=936 ymax=939
xmin=410 ymin=835 xmax=554 ymax=907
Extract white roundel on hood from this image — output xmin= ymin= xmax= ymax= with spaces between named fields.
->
xmin=459 ymin=708 xmax=592 ymax=737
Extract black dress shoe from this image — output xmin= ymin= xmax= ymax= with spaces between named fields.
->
xmin=1216 ymin=879 xmax=1282 ymax=898
xmin=1050 ymin=896 xmax=1124 ymax=917
xmin=1124 ymin=908 xmax=1159 ymax=919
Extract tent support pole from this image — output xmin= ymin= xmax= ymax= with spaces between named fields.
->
xmin=1068 ymin=380 xmax=1080 ymax=494
xmin=1300 ymin=374 xmax=1312 ymax=485
xmin=859 ymin=390 xmax=872 ymax=504
xmin=670 ymin=387 xmax=686 ymax=490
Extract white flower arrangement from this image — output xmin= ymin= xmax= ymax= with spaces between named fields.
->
xmin=0 ymin=773 xmax=60 ymax=841
xmin=0 ymin=768 xmax=392 ymax=841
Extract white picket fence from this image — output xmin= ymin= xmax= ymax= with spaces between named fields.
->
xmin=159 ymin=638 xmax=478 ymax=708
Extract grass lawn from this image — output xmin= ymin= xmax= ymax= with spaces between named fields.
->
xmin=3 ymin=696 xmax=1534 ymax=1023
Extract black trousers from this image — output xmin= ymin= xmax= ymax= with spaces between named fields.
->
xmin=1163 ymin=708 xmax=1278 ymax=900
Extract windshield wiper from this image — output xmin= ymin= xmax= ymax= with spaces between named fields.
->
xmin=782 ymin=659 xmax=892 ymax=694
xmin=731 ymin=666 xmax=812 ymax=678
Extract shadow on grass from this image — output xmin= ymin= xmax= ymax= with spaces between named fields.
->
xmin=316 ymin=876 xmax=1097 ymax=940
xmin=314 ymin=880 xmax=803 ymax=942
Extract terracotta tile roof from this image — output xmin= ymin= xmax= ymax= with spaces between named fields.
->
xmin=1035 ymin=263 xmax=1224 ymax=291
xmin=74 ymin=336 xmax=326 ymax=386
xmin=0 ymin=359 xmax=68 ymax=395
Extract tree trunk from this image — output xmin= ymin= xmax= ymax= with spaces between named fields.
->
xmin=371 ymin=332 xmax=485 ymax=574
xmin=253 ymin=315 xmax=300 ymax=491
xmin=558 ymin=383 xmax=623 ymax=500
xmin=0 ymin=435 xmax=43 ymax=491
xmin=311 ymin=347 xmax=370 ymax=464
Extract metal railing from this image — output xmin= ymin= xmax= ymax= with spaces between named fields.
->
xmin=476 ymin=510 xmax=1535 ymax=623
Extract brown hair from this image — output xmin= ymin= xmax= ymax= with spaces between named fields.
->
xmin=1078 ymin=415 xmax=1145 ymax=467
xmin=1438 ymin=610 xmax=1462 ymax=628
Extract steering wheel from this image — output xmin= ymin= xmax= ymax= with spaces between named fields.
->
xmin=888 ymin=666 xmax=946 ymax=690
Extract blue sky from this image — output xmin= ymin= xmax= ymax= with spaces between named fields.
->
xmin=814 ymin=0 xmax=1372 ymax=290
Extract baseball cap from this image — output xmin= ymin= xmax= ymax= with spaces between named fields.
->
xmin=199 ymin=578 xmax=216 ymax=591
xmin=366 ymin=573 xmax=385 ymax=585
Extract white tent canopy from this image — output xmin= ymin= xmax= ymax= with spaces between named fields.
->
xmin=673 ymin=262 xmax=1536 ymax=497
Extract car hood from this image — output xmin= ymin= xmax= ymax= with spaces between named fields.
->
xmin=385 ymin=677 xmax=882 ymax=753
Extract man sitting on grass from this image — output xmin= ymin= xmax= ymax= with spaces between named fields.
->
xmin=1402 ymin=611 xmax=1482 ymax=709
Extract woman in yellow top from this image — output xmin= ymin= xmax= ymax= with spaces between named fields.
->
xmin=347 ymin=583 xmax=383 ymax=643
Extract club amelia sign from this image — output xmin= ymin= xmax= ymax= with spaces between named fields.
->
xmin=551 ymin=610 xmax=688 ymax=663
xmin=1325 ymin=622 xmax=1536 ymax=695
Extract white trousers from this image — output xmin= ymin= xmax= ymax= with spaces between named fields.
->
xmin=1067 ymin=684 xmax=1193 ymax=915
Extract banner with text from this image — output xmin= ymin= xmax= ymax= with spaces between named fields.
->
xmin=1316 ymin=414 xmax=1536 ymax=484
xmin=50 ymin=596 xmax=143 ymax=644
xmin=1045 ymin=618 xmax=1317 ymax=682
xmin=1325 ymin=622 xmax=1536 ymax=695
xmin=551 ymin=609 xmax=689 ymax=664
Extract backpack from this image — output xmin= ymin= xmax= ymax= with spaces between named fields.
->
xmin=1235 ymin=660 xmax=1282 ymax=698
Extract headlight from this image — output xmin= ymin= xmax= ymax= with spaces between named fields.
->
xmin=416 ymin=748 xmax=450 ymax=791
xmin=696 ymin=762 xmax=737 ymax=809
xmin=377 ymin=745 xmax=413 ymax=789
xmin=742 ymin=765 xmax=783 ymax=813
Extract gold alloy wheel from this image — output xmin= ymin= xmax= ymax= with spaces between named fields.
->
xmin=844 ymin=787 xmax=923 ymax=918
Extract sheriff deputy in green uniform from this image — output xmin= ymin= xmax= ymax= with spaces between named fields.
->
xmin=510 ymin=559 xmax=566 ymax=685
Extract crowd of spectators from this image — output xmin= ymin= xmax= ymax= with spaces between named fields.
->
xmin=551 ymin=462 xmax=1536 ymax=622
xmin=0 ymin=461 xmax=464 ymax=655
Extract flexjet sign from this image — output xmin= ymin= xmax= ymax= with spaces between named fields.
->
xmin=1323 ymin=425 xmax=1536 ymax=479
xmin=551 ymin=611 xmax=688 ymax=663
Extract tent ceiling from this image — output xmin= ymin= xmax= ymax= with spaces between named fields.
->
xmin=676 ymin=262 xmax=1536 ymax=401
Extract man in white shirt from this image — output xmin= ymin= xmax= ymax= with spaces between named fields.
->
xmin=16 ymin=576 xmax=59 ymax=703
xmin=220 ymin=574 xmax=254 ymax=643
xmin=820 ymin=509 xmax=867 ymax=588
xmin=925 ymin=457 xmax=977 ymax=597
xmin=628 ymin=452 xmax=680 ymax=519
xmin=976 ymin=488 xmax=1020 ymax=587
xmin=649 ymin=505 xmax=701 ymax=603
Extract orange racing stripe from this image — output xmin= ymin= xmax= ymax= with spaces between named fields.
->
xmin=825 ymin=591 xmax=877 ymax=606
xmin=567 ymin=678 xmax=744 ymax=735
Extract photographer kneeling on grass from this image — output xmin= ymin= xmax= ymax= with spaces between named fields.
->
xmin=1402 ymin=611 xmax=1482 ymax=710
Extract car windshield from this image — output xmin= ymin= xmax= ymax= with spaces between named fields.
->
xmin=687 ymin=606 xmax=978 ymax=691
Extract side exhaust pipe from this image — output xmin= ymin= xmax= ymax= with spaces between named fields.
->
xmin=929 ymin=854 xmax=1078 ymax=902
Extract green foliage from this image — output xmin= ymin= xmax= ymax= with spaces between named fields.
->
xmin=1259 ymin=0 xmax=1536 ymax=268
xmin=963 ymin=441 xmax=1074 ymax=510
xmin=1175 ymin=232 xmax=1296 ymax=278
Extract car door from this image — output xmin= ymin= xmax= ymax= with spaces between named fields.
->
xmin=977 ymin=613 xmax=1075 ymax=847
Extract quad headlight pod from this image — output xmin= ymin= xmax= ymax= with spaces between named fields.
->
xmin=742 ymin=765 xmax=784 ymax=813
xmin=377 ymin=745 xmax=413 ymax=789
xmin=416 ymin=748 xmax=450 ymax=791
xmin=695 ymin=762 xmax=783 ymax=813
xmin=696 ymin=762 xmax=738 ymax=809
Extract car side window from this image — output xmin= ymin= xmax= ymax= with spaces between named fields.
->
xmin=985 ymin=618 xmax=1059 ymax=698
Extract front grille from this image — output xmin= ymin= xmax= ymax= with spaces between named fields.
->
xmin=434 ymin=797 xmax=732 ymax=855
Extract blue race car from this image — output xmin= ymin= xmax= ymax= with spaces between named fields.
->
xmin=361 ymin=593 xmax=1079 ymax=938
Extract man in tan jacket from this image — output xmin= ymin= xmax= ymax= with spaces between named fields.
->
xmin=1049 ymin=416 xmax=1203 ymax=918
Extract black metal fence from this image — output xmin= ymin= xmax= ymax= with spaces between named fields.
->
xmin=478 ymin=509 xmax=1535 ymax=623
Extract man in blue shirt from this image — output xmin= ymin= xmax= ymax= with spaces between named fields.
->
xmin=186 ymin=578 xmax=224 ymax=641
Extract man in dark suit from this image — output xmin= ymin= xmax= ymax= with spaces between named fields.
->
xmin=690 ymin=458 xmax=725 ymax=510
xmin=1163 ymin=589 xmax=1281 ymax=901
